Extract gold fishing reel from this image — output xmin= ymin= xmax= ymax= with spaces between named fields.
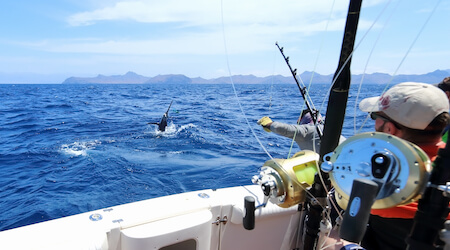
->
xmin=321 ymin=132 xmax=431 ymax=209
xmin=252 ymin=150 xmax=319 ymax=208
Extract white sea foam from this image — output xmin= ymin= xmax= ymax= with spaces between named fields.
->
xmin=177 ymin=123 xmax=196 ymax=133
xmin=60 ymin=140 xmax=101 ymax=156
xmin=146 ymin=122 xmax=197 ymax=137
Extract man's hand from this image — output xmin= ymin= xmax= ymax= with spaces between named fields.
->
xmin=257 ymin=116 xmax=273 ymax=132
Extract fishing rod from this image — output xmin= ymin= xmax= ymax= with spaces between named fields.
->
xmin=407 ymin=142 xmax=450 ymax=249
xmin=302 ymin=0 xmax=363 ymax=249
xmin=275 ymin=42 xmax=322 ymax=138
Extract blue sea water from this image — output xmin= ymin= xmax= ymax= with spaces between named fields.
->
xmin=0 ymin=83 xmax=380 ymax=231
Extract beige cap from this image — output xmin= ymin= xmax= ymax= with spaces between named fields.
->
xmin=359 ymin=82 xmax=449 ymax=130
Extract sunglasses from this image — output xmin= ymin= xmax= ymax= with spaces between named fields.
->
xmin=370 ymin=112 xmax=401 ymax=129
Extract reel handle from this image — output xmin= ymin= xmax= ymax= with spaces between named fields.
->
xmin=243 ymin=196 xmax=255 ymax=230
xmin=339 ymin=179 xmax=379 ymax=243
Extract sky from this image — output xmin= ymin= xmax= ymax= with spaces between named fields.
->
xmin=0 ymin=0 xmax=448 ymax=83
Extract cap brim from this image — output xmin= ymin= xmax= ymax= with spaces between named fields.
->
xmin=359 ymin=96 xmax=382 ymax=112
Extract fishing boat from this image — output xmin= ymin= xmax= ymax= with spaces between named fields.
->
xmin=1 ymin=0 xmax=448 ymax=250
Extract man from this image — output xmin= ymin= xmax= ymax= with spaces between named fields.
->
xmin=437 ymin=77 xmax=450 ymax=100
xmin=436 ymin=76 xmax=450 ymax=142
xmin=327 ymin=82 xmax=449 ymax=250
xmin=257 ymin=109 xmax=327 ymax=152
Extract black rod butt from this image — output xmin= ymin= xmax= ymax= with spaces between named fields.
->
xmin=243 ymin=196 xmax=255 ymax=230
xmin=339 ymin=179 xmax=379 ymax=243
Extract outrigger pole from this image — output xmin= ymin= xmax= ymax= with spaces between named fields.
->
xmin=302 ymin=0 xmax=363 ymax=249
xmin=275 ymin=42 xmax=323 ymax=138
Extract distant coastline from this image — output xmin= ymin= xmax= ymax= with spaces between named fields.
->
xmin=61 ymin=70 xmax=450 ymax=85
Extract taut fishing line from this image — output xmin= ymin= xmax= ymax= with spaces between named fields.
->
xmin=285 ymin=0 xmax=338 ymax=160
xmin=220 ymin=0 xmax=274 ymax=161
xmin=220 ymin=0 xmax=327 ymax=211
xmin=307 ymin=0 xmax=337 ymax=87
xmin=353 ymin=0 xmax=397 ymax=135
xmin=317 ymin=5 xmax=382 ymax=118
xmin=386 ymin=0 xmax=442 ymax=86
xmin=353 ymin=0 xmax=442 ymax=134
xmin=268 ymin=48 xmax=279 ymax=114
xmin=219 ymin=0 xmax=348 ymax=230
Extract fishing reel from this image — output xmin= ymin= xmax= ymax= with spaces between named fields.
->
xmin=320 ymin=132 xmax=432 ymax=243
xmin=252 ymin=150 xmax=319 ymax=208
xmin=321 ymin=132 xmax=430 ymax=210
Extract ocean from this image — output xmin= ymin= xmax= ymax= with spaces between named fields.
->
xmin=0 ymin=83 xmax=379 ymax=231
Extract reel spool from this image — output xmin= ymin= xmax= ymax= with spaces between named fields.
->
xmin=252 ymin=150 xmax=319 ymax=208
xmin=321 ymin=132 xmax=431 ymax=210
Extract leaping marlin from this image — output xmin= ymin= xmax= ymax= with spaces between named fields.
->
xmin=148 ymin=101 xmax=173 ymax=132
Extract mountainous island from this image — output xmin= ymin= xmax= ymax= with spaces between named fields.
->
xmin=62 ymin=70 xmax=450 ymax=85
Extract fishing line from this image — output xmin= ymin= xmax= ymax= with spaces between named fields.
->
xmin=307 ymin=0 xmax=337 ymax=88
xmin=354 ymin=0 xmax=442 ymax=133
xmin=220 ymin=0 xmax=330 ymax=212
xmin=287 ymin=0 xmax=338 ymax=159
xmin=313 ymin=0 xmax=399 ymax=224
xmin=220 ymin=0 xmax=274 ymax=160
xmin=274 ymin=0 xmax=344 ymax=221
xmin=270 ymin=0 xmax=337 ymax=160
xmin=310 ymin=0 xmax=383 ymax=228
xmin=274 ymin=43 xmax=321 ymax=159
xmin=353 ymin=0 xmax=397 ymax=134
xmin=268 ymin=48 xmax=279 ymax=113
xmin=316 ymin=0 xmax=398 ymax=118
xmin=387 ymin=0 xmax=442 ymax=84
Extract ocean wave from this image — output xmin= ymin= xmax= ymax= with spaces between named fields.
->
xmin=44 ymin=103 xmax=73 ymax=109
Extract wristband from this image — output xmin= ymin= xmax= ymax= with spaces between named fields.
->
xmin=340 ymin=243 xmax=365 ymax=250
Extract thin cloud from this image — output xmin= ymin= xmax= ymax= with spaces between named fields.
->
xmin=68 ymin=1 xmax=220 ymax=26
xmin=67 ymin=0 xmax=350 ymax=28
xmin=61 ymin=0 xmax=355 ymax=57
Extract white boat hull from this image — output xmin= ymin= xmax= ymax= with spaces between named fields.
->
xmin=0 ymin=185 xmax=303 ymax=250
